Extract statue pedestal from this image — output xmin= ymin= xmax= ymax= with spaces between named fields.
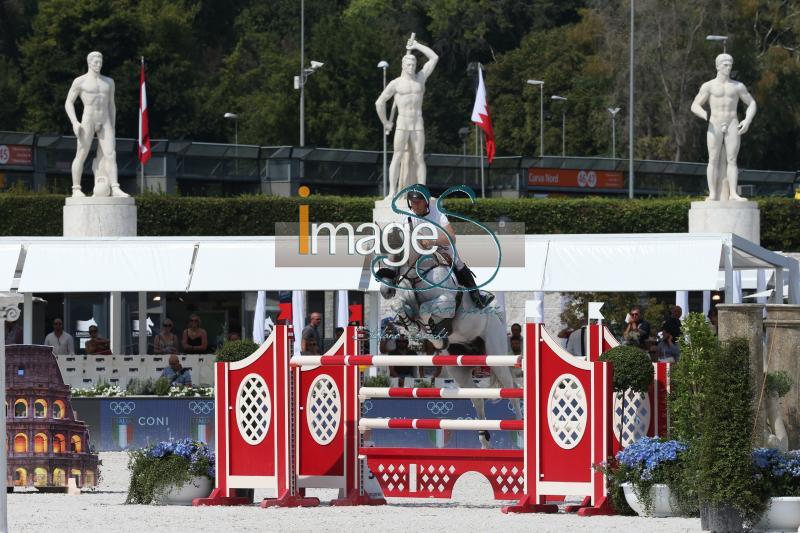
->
xmin=372 ymin=199 xmax=405 ymax=227
xmin=688 ymin=200 xmax=760 ymax=244
xmin=63 ymin=197 xmax=137 ymax=237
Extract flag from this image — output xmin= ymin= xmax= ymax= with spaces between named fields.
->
xmin=471 ymin=66 xmax=495 ymax=164
xmin=138 ymin=58 xmax=151 ymax=165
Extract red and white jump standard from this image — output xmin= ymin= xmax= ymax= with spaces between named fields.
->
xmin=195 ymin=317 xmax=669 ymax=515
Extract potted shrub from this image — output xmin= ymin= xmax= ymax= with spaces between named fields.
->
xmin=599 ymin=344 xmax=653 ymax=444
xmin=696 ymin=338 xmax=764 ymax=531
xmin=611 ymin=436 xmax=687 ymax=517
xmin=216 ymin=339 xmax=260 ymax=363
xmin=751 ymin=448 xmax=800 ymax=532
xmin=126 ymin=439 xmax=215 ymax=505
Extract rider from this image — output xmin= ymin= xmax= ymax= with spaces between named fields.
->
xmin=405 ymin=189 xmax=493 ymax=310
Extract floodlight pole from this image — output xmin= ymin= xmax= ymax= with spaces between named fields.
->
xmin=300 ymin=0 xmax=305 ymax=147
xmin=629 ymin=0 xmax=635 ymax=198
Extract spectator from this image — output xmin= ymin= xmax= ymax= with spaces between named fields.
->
xmin=182 ymin=314 xmax=208 ymax=354
xmin=161 ymin=354 xmax=192 ymax=386
xmin=655 ymin=327 xmax=680 ymax=363
xmin=85 ymin=325 xmax=111 ymax=355
xmin=379 ymin=318 xmax=397 ymax=354
xmin=300 ymin=335 xmax=320 ymax=355
xmin=334 ymin=327 xmax=344 ymax=340
xmin=154 ymin=319 xmax=180 ymax=355
xmin=227 ymin=331 xmax=241 ymax=342
xmin=509 ymin=335 xmax=523 ymax=356
xmin=663 ymin=305 xmax=683 ymax=339
xmin=509 ymin=323 xmax=523 ymax=341
xmin=44 ymin=318 xmax=75 ymax=355
xmin=389 ymin=335 xmax=416 ymax=387
xmin=623 ymin=306 xmax=651 ymax=349
xmin=301 ymin=312 xmax=322 ymax=353
xmin=4 ymin=320 xmax=22 ymax=345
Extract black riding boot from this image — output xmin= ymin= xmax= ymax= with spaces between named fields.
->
xmin=455 ymin=265 xmax=494 ymax=309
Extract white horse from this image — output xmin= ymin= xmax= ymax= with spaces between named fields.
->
xmin=375 ymin=247 xmax=521 ymax=449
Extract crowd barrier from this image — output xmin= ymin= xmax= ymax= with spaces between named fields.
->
xmin=195 ymin=317 xmax=669 ymax=514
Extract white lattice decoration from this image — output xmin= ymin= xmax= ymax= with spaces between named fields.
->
xmin=235 ymin=373 xmax=271 ymax=445
xmin=613 ymin=389 xmax=650 ymax=447
xmin=547 ymin=374 xmax=588 ymax=450
xmin=306 ymin=375 xmax=341 ymax=445
xmin=376 ymin=462 xmax=408 ymax=492
xmin=418 ymin=463 xmax=456 ymax=493
xmin=489 ymin=464 xmax=525 ymax=495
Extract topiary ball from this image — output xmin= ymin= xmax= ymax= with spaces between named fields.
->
xmin=599 ymin=345 xmax=654 ymax=393
xmin=215 ymin=339 xmax=260 ymax=363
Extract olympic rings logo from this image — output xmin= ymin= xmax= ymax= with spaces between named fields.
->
xmin=426 ymin=401 xmax=454 ymax=415
xmin=362 ymin=400 xmax=374 ymax=414
xmin=109 ymin=401 xmax=136 ymax=415
xmin=188 ymin=401 xmax=214 ymax=415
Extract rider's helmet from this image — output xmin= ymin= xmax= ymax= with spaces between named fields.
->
xmin=406 ymin=189 xmax=430 ymax=216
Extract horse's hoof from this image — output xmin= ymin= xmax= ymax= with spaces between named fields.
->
xmin=479 ymin=430 xmax=491 ymax=449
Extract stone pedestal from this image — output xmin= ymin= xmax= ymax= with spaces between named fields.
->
xmin=717 ymin=303 xmax=766 ymax=444
xmin=688 ymin=200 xmax=760 ymax=244
xmin=372 ymin=199 xmax=404 ymax=227
xmin=63 ymin=197 xmax=137 ymax=237
xmin=764 ymin=304 xmax=800 ymax=449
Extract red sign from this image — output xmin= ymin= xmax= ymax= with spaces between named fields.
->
xmin=0 ymin=145 xmax=33 ymax=166
xmin=528 ymin=168 xmax=624 ymax=189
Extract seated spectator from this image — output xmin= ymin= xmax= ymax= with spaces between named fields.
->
xmin=44 ymin=318 xmax=75 ymax=355
xmin=509 ymin=323 xmax=523 ymax=343
xmin=85 ymin=326 xmax=111 ymax=355
xmin=301 ymin=335 xmax=320 ymax=355
xmin=708 ymin=307 xmax=719 ymax=335
xmin=4 ymin=320 xmax=22 ymax=345
xmin=623 ymin=306 xmax=651 ymax=349
xmin=161 ymin=354 xmax=192 ymax=386
xmin=227 ymin=331 xmax=241 ymax=342
xmin=182 ymin=315 xmax=208 ymax=354
xmin=154 ymin=319 xmax=180 ymax=354
xmin=389 ymin=335 xmax=416 ymax=387
xmin=663 ymin=305 xmax=683 ymax=339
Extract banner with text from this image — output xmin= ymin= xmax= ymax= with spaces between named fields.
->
xmin=528 ymin=168 xmax=624 ymax=189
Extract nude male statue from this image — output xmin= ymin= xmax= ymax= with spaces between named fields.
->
xmin=375 ymin=36 xmax=439 ymax=199
xmin=691 ymin=53 xmax=756 ymax=201
xmin=65 ymin=51 xmax=128 ymax=197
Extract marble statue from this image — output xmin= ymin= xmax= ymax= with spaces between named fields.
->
xmin=691 ymin=53 xmax=756 ymax=201
xmin=65 ymin=51 xmax=128 ymax=198
xmin=375 ymin=35 xmax=438 ymax=199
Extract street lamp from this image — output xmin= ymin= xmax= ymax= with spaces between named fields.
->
xmin=224 ymin=112 xmax=238 ymax=175
xmin=629 ymin=0 xmax=635 ymax=199
xmin=526 ymin=80 xmax=544 ymax=157
xmin=607 ymin=107 xmax=621 ymax=159
xmin=458 ymin=126 xmax=470 ymax=181
xmin=706 ymin=34 xmax=728 ymax=53
xmin=551 ymin=95 xmax=567 ymax=157
xmin=378 ymin=60 xmax=389 ymax=196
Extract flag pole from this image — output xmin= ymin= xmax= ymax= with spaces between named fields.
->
xmin=139 ymin=56 xmax=145 ymax=195
xmin=479 ymin=129 xmax=485 ymax=198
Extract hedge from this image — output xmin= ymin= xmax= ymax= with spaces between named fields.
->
xmin=1 ymin=193 xmax=798 ymax=251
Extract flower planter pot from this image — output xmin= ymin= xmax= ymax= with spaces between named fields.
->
xmin=752 ymin=497 xmax=800 ymax=532
xmin=703 ymin=504 xmax=742 ymax=533
xmin=156 ymin=476 xmax=212 ymax=506
xmin=621 ymin=483 xmax=680 ymax=517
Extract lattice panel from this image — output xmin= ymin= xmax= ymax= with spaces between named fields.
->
xmin=374 ymin=462 xmax=410 ymax=495
xmin=235 ymin=373 xmax=271 ymax=445
xmin=547 ymin=374 xmax=588 ymax=450
xmin=418 ymin=463 xmax=458 ymax=495
xmin=487 ymin=464 xmax=525 ymax=497
xmin=613 ymin=389 xmax=650 ymax=447
xmin=366 ymin=457 xmax=525 ymax=500
xmin=306 ymin=375 xmax=341 ymax=445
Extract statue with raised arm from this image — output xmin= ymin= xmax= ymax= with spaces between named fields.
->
xmin=375 ymin=35 xmax=439 ymax=199
xmin=65 ymin=51 xmax=128 ymax=198
xmin=691 ymin=53 xmax=757 ymax=201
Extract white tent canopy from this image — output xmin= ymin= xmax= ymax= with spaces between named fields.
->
xmin=0 ymin=233 xmax=797 ymax=303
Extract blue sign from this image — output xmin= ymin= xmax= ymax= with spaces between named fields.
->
xmin=74 ymin=397 xmax=523 ymax=451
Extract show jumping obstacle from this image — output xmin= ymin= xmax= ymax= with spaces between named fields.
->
xmin=195 ymin=316 xmax=669 ymax=515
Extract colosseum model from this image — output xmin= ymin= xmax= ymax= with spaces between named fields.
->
xmin=6 ymin=345 xmax=99 ymax=489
